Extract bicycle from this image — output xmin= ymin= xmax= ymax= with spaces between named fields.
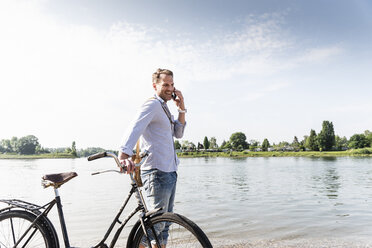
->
xmin=0 ymin=152 xmax=213 ymax=248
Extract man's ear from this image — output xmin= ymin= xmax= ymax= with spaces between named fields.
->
xmin=152 ymin=82 xmax=157 ymax=90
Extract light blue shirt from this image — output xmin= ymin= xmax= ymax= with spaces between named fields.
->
xmin=119 ymin=94 xmax=186 ymax=172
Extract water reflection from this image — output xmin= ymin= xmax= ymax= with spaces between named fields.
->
xmin=231 ymin=165 xmax=250 ymax=193
xmin=309 ymin=158 xmax=341 ymax=199
xmin=323 ymin=166 xmax=340 ymax=199
xmin=321 ymin=157 xmax=338 ymax=162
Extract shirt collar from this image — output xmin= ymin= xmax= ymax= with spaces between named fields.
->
xmin=154 ymin=94 xmax=165 ymax=104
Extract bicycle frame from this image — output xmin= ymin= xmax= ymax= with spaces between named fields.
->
xmin=1 ymin=152 xmax=160 ymax=248
xmin=56 ymin=153 xmax=154 ymax=248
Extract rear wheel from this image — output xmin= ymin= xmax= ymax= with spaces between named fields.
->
xmin=0 ymin=210 xmax=57 ymax=248
xmin=130 ymin=212 xmax=212 ymax=248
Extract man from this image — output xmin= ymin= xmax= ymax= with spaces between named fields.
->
xmin=118 ymin=68 xmax=186 ymax=247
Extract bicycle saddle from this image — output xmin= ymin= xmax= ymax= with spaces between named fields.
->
xmin=42 ymin=172 xmax=78 ymax=189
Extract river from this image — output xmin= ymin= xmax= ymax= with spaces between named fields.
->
xmin=1 ymin=157 xmax=372 ymax=247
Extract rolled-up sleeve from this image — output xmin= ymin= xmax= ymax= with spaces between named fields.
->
xmin=119 ymin=100 xmax=157 ymax=156
xmin=173 ymin=120 xmax=186 ymax=139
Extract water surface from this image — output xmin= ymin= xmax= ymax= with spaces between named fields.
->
xmin=1 ymin=157 xmax=372 ymax=247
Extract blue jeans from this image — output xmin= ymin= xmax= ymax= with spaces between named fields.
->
xmin=141 ymin=169 xmax=177 ymax=245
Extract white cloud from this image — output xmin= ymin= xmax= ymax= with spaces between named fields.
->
xmin=297 ymin=46 xmax=343 ymax=63
xmin=222 ymin=13 xmax=290 ymax=56
xmin=0 ymin=2 xmax=345 ymax=148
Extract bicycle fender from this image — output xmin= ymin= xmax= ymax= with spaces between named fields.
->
xmin=0 ymin=206 xmax=13 ymax=214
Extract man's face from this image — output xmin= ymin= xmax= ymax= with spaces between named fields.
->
xmin=153 ymin=74 xmax=174 ymax=102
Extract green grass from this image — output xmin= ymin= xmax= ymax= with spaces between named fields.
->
xmin=177 ymin=149 xmax=372 ymax=158
xmin=0 ymin=153 xmax=77 ymax=159
xmin=2 ymin=148 xmax=372 ymax=159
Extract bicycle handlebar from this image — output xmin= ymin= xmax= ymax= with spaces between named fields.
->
xmin=87 ymin=151 xmax=149 ymax=170
xmin=87 ymin=152 xmax=107 ymax=161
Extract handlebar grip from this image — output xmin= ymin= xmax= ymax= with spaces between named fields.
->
xmin=87 ymin=152 xmax=107 ymax=161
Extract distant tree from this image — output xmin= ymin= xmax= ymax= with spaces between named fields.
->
xmin=189 ymin=142 xmax=196 ymax=151
xmin=365 ymin=130 xmax=372 ymax=147
xmin=348 ymin=134 xmax=369 ymax=149
xmin=0 ymin=143 xmax=4 ymax=153
xmin=335 ymin=136 xmax=348 ymax=150
xmin=35 ymin=145 xmax=50 ymax=154
xmin=262 ymin=138 xmax=270 ymax=151
xmin=181 ymin=140 xmax=190 ymax=150
xmin=1 ymin=139 xmax=12 ymax=152
xmin=10 ymin=137 xmax=18 ymax=153
xmin=220 ymin=140 xmax=227 ymax=148
xmin=17 ymin=135 xmax=39 ymax=154
xmin=300 ymin=136 xmax=308 ymax=151
xmin=174 ymin=140 xmax=181 ymax=150
xmin=209 ymin=137 xmax=218 ymax=149
xmin=230 ymin=132 xmax=248 ymax=150
xmin=278 ymin=141 xmax=289 ymax=147
xmin=197 ymin=142 xmax=204 ymax=150
xmin=203 ymin=136 xmax=210 ymax=150
xmin=275 ymin=141 xmax=290 ymax=150
xmin=305 ymin=129 xmax=318 ymax=151
xmin=223 ymin=141 xmax=232 ymax=149
xmin=78 ymin=147 xmax=106 ymax=157
xmin=71 ymin=141 xmax=77 ymax=157
xmin=249 ymin=139 xmax=259 ymax=150
xmin=317 ymin=121 xmax=336 ymax=151
xmin=292 ymin=136 xmax=300 ymax=151
xmin=180 ymin=140 xmax=196 ymax=151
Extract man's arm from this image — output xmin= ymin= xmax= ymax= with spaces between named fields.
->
xmin=118 ymin=100 xmax=157 ymax=172
xmin=173 ymin=89 xmax=186 ymax=138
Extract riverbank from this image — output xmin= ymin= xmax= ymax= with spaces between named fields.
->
xmin=177 ymin=148 xmax=372 ymax=158
xmin=0 ymin=153 xmax=77 ymax=159
xmin=1 ymin=148 xmax=372 ymax=159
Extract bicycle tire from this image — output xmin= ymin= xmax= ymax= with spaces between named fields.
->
xmin=0 ymin=210 xmax=58 ymax=248
xmin=128 ymin=212 xmax=213 ymax=248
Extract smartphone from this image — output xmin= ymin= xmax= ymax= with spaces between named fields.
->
xmin=172 ymin=91 xmax=177 ymax=100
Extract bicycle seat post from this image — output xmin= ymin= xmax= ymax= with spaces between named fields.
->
xmin=54 ymin=187 xmax=72 ymax=248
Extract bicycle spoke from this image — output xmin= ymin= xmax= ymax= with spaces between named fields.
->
xmin=141 ymin=221 xmax=204 ymax=247
xmin=10 ymin=217 xmax=16 ymax=245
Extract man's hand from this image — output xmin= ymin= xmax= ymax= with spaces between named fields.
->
xmin=120 ymin=158 xmax=135 ymax=174
xmin=173 ymin=88 xmax=186 ymax=125
xmin=173 ymin=88 xmax=185 ymax=110
xmin=118 ymin=151 xmax=135 ymax=174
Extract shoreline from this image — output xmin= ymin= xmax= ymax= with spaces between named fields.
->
xmin=0 ymin=153 xmax=77 ymax=159
xmin=1 ymin=149 xmax=372 ymax=159
xmin=177 ymin=150 xmax=372 ymax=158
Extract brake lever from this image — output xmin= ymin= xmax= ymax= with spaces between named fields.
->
xmin=91 ymin=151 xmax=149 ymax=176
xmin=91 ymin=169 xmax=123 ymax=176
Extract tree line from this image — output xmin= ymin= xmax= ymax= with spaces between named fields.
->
xmin=177 ymin=120 xmax=372 ymax=152
xmin=2 ymin=120 xmax=371 ymax=156
xmin=0 ymin=135 xmax=115 ymax=157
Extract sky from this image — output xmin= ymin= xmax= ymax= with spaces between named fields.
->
xmin=1 ymin=0 xmax=372 ymax=150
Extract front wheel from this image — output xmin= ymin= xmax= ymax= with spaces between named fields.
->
xmin=0 ymin=210 xmax=57 ymax=248
xmin=129 ymin=212 xmax=212 ymax=248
